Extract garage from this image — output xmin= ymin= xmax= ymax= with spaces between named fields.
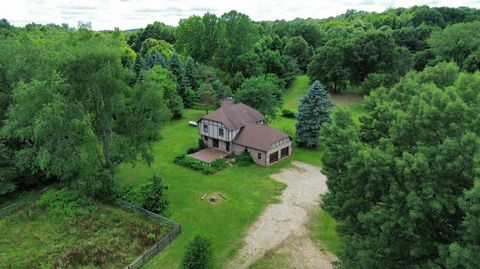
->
xmin=281 ymin=146 xmax=289 ymax=158
xmin=269 ymin=151 xmax=279 ymax=164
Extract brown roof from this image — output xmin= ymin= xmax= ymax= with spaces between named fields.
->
xmin=233 ymin=122 xmax=291 ymax=152
xmin=202 ymin=103 xmax=265 ymax=130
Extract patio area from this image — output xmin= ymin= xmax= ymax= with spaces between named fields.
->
xmin=189 ymin=148 xmax=229 ymax=163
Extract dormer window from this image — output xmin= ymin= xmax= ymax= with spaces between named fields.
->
xmin=203 ymin=124 xmax=208 ymax=133
xmin=219 ymin=128 xmax=224 ymax=137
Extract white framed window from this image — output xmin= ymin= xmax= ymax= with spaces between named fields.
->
xmin=203 ymin=124 xmax=208 ymax=133
xmin=219 ymin=128 xmax=224 ymax=137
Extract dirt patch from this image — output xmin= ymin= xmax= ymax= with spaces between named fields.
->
xmin=227 ymin=161 xmax=336 ymax=269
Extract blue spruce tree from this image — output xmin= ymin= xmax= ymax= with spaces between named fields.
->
xmin=295 ymin=80 xmax=333 ymax=147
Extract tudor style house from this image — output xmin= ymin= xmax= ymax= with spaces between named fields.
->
xmin=197 ymin=98 xmax=292 ymax=167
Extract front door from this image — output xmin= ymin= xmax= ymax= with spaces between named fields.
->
xmin=213 ymin=139 xmax=219 ymax=148
xmin=226 ymin=142 xmax=230 ymax=152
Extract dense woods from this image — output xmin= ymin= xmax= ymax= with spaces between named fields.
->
xmin=1 ymin=5 xmax=480 ymax=268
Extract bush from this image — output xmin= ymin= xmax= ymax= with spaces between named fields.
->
xmin=187 ymin=147 xmax=199 ymax=154
xmin=36 ymin=189 xmax=88 ymax=219
xmin=235 ymin=150 xmax=253 ymax=167
xmin=84 ymin=168 xmax=119 ymax=202
xmin=181 ymin=235 xmax=213 ymax=269
xmin=138 ymin=175 xmax=169 ymax=214
xmin=174 ymin=154 xmax=226 ymax=174
xmin=281 ymin=109 xmax=296 ymax=118
xmin=198 ymin=138 xmax=207 ymax=149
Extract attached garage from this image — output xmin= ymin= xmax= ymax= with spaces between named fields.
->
xmin=281 ymin=146 xmax=289 ymax=158
xmin=269 ymin=151 xmax=279 ymax=164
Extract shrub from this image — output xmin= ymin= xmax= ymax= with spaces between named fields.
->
xmin=36 ymin=189 xmax=87 ymax=219
xmin=174 ymin=154 xmax=226 ymax=174
xmin=187 ymin=147 xmax=199 ymax=154
xmin=181 ymin=235 xmax=213 ymax=269
xmin=235 ymin=150 xmax=253 ymax=167
xmin=138 ymin=174 xmax=169 ymax=214
xmin=198 ymin=138 xmax=207 ymax=149
xmin=210 ymin=159 xmax=227 ymax=170
xmin=84 ymin=168 xmax=118 ymax=202
xmin=281 ymin=109 xmax=296 ymax=118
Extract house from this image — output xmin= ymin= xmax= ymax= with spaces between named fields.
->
xmin=197 ymin=98 xmax=292 ymax=167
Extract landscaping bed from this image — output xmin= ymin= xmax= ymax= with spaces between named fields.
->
xmin=0 ymin=188 xmax=170 ymax=268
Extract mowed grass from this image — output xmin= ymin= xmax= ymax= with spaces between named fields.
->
xmin=118 ymin=109 xmax=290 ymax=269
xmin=308 ymin=209 xmax=341 ymax=254
xmin=283 ymin=75 xmax=310 ymax=111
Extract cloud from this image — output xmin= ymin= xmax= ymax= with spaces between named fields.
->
xmin=1 ymin=0 xmax=480 ymax=30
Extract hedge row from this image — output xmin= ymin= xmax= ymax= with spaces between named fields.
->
xmin=174 ymin=154 xmax=227 ymax=175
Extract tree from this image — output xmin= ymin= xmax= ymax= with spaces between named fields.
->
xmin=308 ymin=43 xmax=349 ymax=93
xmin=321 ymin=63 xmax=480 ymax=268
xmin=235 ymin=76 xmax=282 ymax=120
xmin=283 ymin=36 xmax=311 ymax=72
xmin=2 ymin=74 xmax=96 ymax=182
xmin=428 ymin=22 xmax=480 ymax=71
xmin=138 ymin=174 xmax=169 ymax=214
xmin=137 ymin=66 xmax=183 ymax=120
xmin=128 ymin=21 xmax=175 ymax=52
xmin=213 ymin=11 xmax=259 ymax=74
xmin=175 ymin=13 xmax=218 ymax=63
xmin=0 ymin=142 xmax=16 ymax=195
xmin=446 ymin=180 xmax=480 ymax=269
xmin=197 ymin=83 xmax=216 ymax=114
xmin=181 ymin=235 xmax=213 ymax=269
xmin=295 ymin=81 xmax=333 ymax=147
xmin=183 ymin=56 xmax=199 ymax=90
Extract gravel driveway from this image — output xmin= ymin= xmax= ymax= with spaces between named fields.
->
xmin=228 ymin=161 xmax=335 ymax=269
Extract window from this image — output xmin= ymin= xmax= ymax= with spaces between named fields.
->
xmin=258 ymin=153 xmax=261 ymax=159
xmin=204 ymin=136 xmax=208 ymax=141
xmin=226 ymin=142 xmax=230 ymax=152
xmin=281 ymin=147 xmax=289 ymax=158
xmin=219 ymin=128 xmax=224 ymax=137
xmin=203 ymin=124 xmax=208 ymax=133
xmin=213 ymin=139 xmax=219 ymax=148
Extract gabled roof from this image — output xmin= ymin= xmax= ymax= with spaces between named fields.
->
xmin=202 ymin=103 xmax=265 ymax=130
xmin=233 ymin=122 xmax=291 ymax=152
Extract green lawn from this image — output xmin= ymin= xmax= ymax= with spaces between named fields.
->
xmin=283 ymin=75 xmax=310 ymax=111
xmin=118 ymin=109 xmax=291 ymax=268
xmin=308 ymin=209 xmax=341 ymax=254
xmin=116 ymin=75 xmax=364 ymax=268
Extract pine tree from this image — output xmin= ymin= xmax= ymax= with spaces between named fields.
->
xmin=295 ymin=80 xmax=333 ymax=147
xmin=183 ymin=56 xmax=199 ymax=90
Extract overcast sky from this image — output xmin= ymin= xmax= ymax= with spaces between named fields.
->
xmin=2 ymin=0 xmax=480 ymax=30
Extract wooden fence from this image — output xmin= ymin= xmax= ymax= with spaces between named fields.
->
xmin=0 ymin=182 xmax=181 ymax=269
xmin=0 ymin=185 xmax=58 ymax=219
xmin=114 ymin=199 xmax=182 ymax=269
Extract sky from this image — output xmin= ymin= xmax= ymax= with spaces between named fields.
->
xmin=2 ymin=0 xmax=480 ymax=30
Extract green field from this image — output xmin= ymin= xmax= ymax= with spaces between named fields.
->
xmin=116 ymin=75 xmax=362 ymax=268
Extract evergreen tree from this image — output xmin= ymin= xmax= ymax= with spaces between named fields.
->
xmin=181 ymin=235 xmax=213 ymax=269
xmin=295 ymin=80 xmax=333 ymax=147
xmin=183 ymin=56 xmax=199 ymax=90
